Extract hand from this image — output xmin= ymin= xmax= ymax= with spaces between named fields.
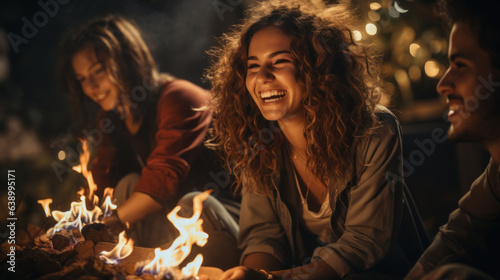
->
xmin=219 ymin=266 xmax=268 ymax=280
xmin=102 ymin=210 xmax=127 ymax=235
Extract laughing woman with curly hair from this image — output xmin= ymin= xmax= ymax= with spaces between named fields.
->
xmin=206 ymin=1 xmax=427 ymax=279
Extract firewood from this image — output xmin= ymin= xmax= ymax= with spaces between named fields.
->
xmin=51 ymin=234 xmax=72 ymax=251
xmin=81 ymin=223 xmax=115 ymax=245
xmin=74 ymin=240 xmax=94 ymax=260
xmin=52 ymin=249 xmax=78 ymax=267
xmin=17 ymin=248 xmax=63 ymax=278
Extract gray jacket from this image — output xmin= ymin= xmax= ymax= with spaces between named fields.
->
xmin=239 ymin=107 xmax=424 ymax=277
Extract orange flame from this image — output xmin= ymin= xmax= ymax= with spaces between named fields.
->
xmin=139 ymin=190 xmax=212 ymax=279
xmin=38 ymin=198 xmax=53 ymax=217
xmin=101 ymin=188 xmax=117 ymax=217
xmin=99 ymin=231 xmax=134 ymax=264
xmin=72 ymin=139 xmax=99 ymax=206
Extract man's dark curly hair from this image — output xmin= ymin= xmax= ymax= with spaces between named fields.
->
xmin=439 ymin=0 xmax=499 ymax=69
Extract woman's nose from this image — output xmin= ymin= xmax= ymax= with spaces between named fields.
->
xmin=256 ymin=65 xmax=275 ymax=83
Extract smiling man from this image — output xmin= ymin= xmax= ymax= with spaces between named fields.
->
xmin=406 ymin=0 xmax=500 ymax=279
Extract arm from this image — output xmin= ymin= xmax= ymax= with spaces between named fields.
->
xmin=406 ymin=159 xmax=500 ymax=279
xmin=311 ymin=109 xmax=404 ymax=277
xmin=232 ymin=109 xmax=404 ymax=279
xmin=114 ymin=80 xmax=212 ymax=227
xmin=238 ymin=188 xmax=289 ymax=270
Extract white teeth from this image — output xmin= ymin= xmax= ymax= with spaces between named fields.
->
xmin=260 ymin=89 xmax=287 ymax=99
xmin=96 ymin=92 xmax=107 ymax=101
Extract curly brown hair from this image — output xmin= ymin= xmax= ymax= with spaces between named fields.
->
xmin=206 ymin=0 xmax=380 ymax=196
xmin=59 ymin=15 xmax=168 ymax=133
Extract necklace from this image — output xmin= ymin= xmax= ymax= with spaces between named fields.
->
xmin=292 ymin=164 xmax=309 ymax=204
xmin=302 ymin=183 xmax=310 ymax=205
xmin=291 ymin=152 xmax=328 ymax=206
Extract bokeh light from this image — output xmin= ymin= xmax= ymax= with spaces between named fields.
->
xmin=365 ymin=23 xmax=378 ymax=35
xmin=424 ymin=60 xmax=440 ymax=78
xmin=409 ymin=43 xmax=421 ymax=57
xmin=58 ymin=150 xmax=66 ymax=161
xmin=370 ymin=2 xmax=382 ymax=10
xmin=352 ymin=30 xmax=362 ymax=41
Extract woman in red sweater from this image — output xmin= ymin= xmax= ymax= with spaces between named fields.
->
xmin=60 ymin=15 xmax=213 ymax=248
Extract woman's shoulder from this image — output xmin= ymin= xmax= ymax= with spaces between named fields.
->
xmin=354 ymin=105 xmax=401 ymax=156
xmin=374 ymin=105 xmax=399 ymax=132
xmin=372 ymin=105 xmax=400 ymax=137
xmin=157 ymin=76 xmax=210 ymax=109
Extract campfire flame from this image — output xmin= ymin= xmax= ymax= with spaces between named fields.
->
xmin=99 ymin=231 xmax=134 ymax=264
xmin=47 ymin=195 xmax=103 ymax=237
xmin=72 ymin=140 xmax=99 ymax=206
xmin=138 ymin=190 xmax=211 ymax=279
xmin=40 ymin=139 xmax=117 ymax=237
xmin=182 ymin=254 xmax=203 ymax=278
xmin=101 ymin=188 xmax=117 ymax=217
xmin=38 ymin=198 xmax=53 ymax=217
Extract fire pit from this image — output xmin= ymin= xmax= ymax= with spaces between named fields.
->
xmin=1 ymin=140 xmax=224 ymax=280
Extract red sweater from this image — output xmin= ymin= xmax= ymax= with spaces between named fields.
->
xmin=91 ymin=79 xmax=212 ymax=205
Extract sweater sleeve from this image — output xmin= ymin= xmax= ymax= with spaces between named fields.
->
xmin=406 ymin=159 xmax=500 ymax=279
xmin=134 ymin=80 xmax=212 ymax=205
xmin=91 ymin=112 xmax=119 ymax=198
xmin=238 ymin=188 xmax=290 ymax=266
xmin=313 ymin=108 xmax=404 ymax=277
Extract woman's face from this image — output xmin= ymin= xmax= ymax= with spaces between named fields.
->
xmin=72 ymin=47 xmax=121 ymax=111
xmin=245 ymin=26 xmax=305 ymax=122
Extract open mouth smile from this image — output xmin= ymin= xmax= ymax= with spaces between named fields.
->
xmin=95 ymin=91 xmax=108 ymax=102
xmin=260 ymin=89 xmax=287 ymax=103
xmin=448 ymin=103 xmax=464 ymax=119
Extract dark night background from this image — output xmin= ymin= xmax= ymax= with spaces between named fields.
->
xmin=0 ymin=0 xmax=491 ymax=251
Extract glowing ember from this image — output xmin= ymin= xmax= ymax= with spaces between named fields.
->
xmin=38 ymin=198 xmax=53 ymax=217
xmin=99 ymin=231 xmax=134 ymax=264
xmin=138 ymin=190 xmax=212 ymax=279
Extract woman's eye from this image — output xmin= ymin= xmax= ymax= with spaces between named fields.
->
xmin=248 ymin=64 xmax=260 ymax=69
xmin=275 ymin=59 xmax=290 ymax=64
xmin=95 ymin=67 xmax=105 ymax=74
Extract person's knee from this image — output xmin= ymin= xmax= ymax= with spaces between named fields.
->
xmin=113 ymin=173 xmax=141 ymax=205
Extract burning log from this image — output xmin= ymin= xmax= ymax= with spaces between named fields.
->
xmin=74 ymin=240 xmax=94 ymax=260
xmin=51 ymin=234 xmax=72 ymax=251
xmin=81 ymin=223 xmax=115 ymax=245
xmin=11 ymin=248 xmax=63 ymax=279
xmin=6 ymin=141 xmax=223 ymax=279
